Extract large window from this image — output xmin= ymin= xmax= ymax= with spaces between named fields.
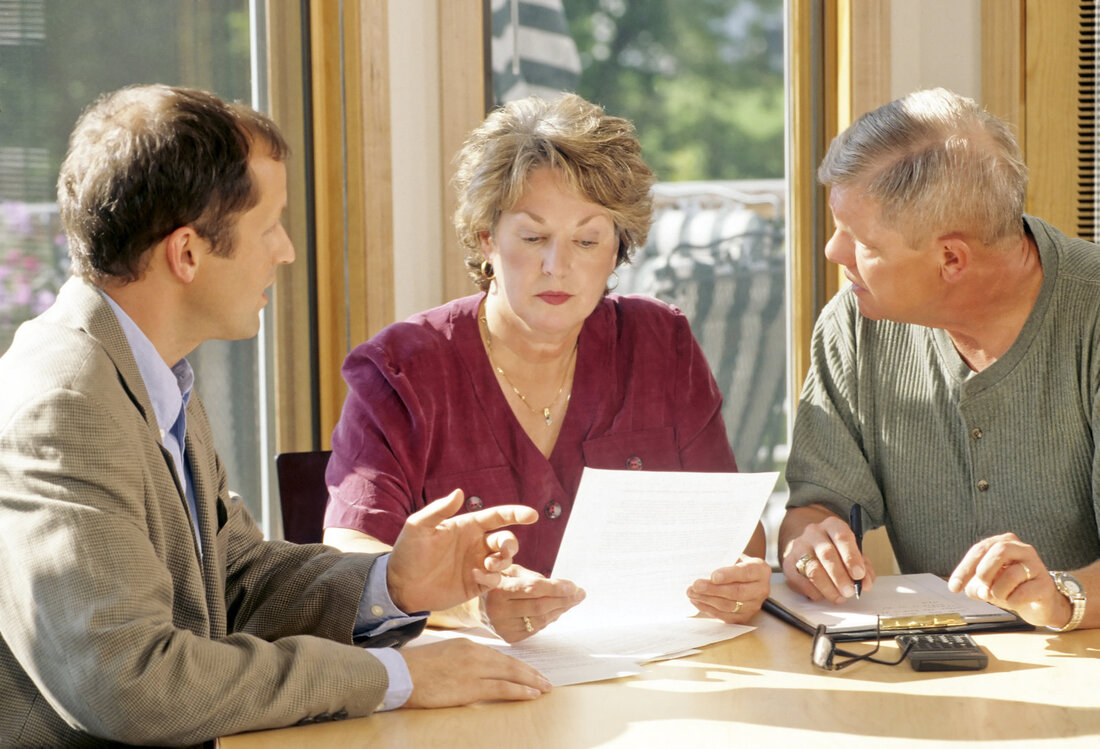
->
xmin=0 ymin=0 xmax=275 ymax=530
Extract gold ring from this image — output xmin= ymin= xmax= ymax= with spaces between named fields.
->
xmin=733 ymin=600 xmax=744 ymax=614
xmin=1020 ymin=562 xmax=1032 ymax=581
xmin=795 ymin=552 xmax=816 ymax=577
xmin=522 ymin=616 xmax=534 ymax=633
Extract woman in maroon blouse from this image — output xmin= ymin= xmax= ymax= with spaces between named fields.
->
xmin=324 ymin=94 xmax=770 ymax=642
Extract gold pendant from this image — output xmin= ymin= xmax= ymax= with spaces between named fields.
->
xmin=543 ymin=407 xmax=552 ymax=426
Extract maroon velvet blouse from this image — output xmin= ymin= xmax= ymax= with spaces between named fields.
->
xmin=324 ymin=293 xmax=737 ymax=577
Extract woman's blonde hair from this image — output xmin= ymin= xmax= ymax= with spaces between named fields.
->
xmin=452 ymin=93 xmax=655 ymax=290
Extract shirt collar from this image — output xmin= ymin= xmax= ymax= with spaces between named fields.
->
xmin=99 ymin=291 xmax=194 ymax=438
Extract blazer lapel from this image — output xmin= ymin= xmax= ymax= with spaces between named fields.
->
xmin=184 ymin=415 xmax=228 ymax=638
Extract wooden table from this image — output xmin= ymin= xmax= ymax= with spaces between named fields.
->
xmin=217 ymin=613 xmax=1100 ymax=748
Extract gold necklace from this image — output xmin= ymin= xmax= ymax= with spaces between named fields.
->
xmin=479 ymin=315 xmax=577 ymax=427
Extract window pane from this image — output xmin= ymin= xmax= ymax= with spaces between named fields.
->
xmin=490 ymin=0 xmax=788 ymax=564
xmin=0 ymin=0 xmax=269 ymax=526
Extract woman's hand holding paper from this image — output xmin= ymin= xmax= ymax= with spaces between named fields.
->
xmin=484 ymin=565 xmax=586 ymax=642
xmin=687 ymin=554 xmax=771 ymax=623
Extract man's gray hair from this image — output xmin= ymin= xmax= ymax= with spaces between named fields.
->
xmin=818 ymin=88 xmax=1027 ymax=245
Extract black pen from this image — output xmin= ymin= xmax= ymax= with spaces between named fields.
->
xmin=849 ymin=504 xmax=864 ymax=598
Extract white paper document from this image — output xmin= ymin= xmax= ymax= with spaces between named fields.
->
xmin=423 ymin=468 xmax=779 ymax=686
xmin=551 ymin=467 xmax=779 ymax=626
xmin=411 ymin=625 xmax=649 ymax=686
xmin=412 ymin=615 xmax=757 ymax=686
xmin=507 ymin=617 xmax=752 ymax=685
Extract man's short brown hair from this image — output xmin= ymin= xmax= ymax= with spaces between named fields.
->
xmin=58 ymin=84 xmax=289 ymax=283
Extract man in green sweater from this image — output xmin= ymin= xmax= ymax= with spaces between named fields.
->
xmin=780 ymin=88 xmax=1095 ymax=632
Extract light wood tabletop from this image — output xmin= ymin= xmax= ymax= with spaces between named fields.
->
xmin=217 ymin=612 xmax=1100 ymax=748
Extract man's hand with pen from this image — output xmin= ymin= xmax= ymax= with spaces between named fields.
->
xmin=778 ymin=503 xmax=876 ymax=604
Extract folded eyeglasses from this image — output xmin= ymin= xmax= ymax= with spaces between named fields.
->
xmin=811 ymin=619 xmax=913 ymax=671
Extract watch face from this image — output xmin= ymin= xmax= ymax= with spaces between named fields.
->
xmin=1057 ymin=572 xmax=1085 ymax=596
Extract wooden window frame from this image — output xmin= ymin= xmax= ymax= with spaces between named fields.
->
xmin=789 ymin=0 xmax=891 ymax=398
xmin=267 ymin=2 xmax=317 ymax=454
xmin=285 ymin=0 xmax=488 ymax=450
xmin=306 ymin=0 xmax=395 ymax=448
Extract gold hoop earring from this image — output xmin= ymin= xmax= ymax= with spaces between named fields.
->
xmin=606 ymin=270 xmax=619 ymax=292
xmin=480 ymin=259 xmax=495 ymax=281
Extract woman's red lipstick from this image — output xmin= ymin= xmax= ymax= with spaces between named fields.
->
xmin=537 ymin=292 xmax=572 ymax=305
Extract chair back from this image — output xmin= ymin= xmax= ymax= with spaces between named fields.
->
xmin=274 ymin=450 xmax=332 ymax=544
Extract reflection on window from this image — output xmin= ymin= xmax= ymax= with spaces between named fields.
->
xmin=0 ymin=0 xmax=269 ymax=526
xmin=627 ymin=181 xmax=786 ymax=475
xmin=490 ymin=0 xmax=582 ymax=101
xmin=0 ymin=198 xmax=67 ymax=343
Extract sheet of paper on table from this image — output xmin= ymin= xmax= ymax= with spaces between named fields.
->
xmin=410 ymin=625 xmax=650 ymax=685
xmin=415 ymin=468 xmax=778 ymax=686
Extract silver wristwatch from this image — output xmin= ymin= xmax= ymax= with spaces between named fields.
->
xmin=1048 ymin=571 xmax=1086 ymax=632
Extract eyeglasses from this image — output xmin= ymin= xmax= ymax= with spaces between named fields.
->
xmin=811 ymin=620 xmax=912 ymax=671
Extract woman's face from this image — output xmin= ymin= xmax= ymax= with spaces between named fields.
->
xmin=481 ymin=167 xmax=619 ymax=342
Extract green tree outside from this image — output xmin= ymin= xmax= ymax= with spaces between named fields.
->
xmin=562 ymin=0 xmax=784 ymax=182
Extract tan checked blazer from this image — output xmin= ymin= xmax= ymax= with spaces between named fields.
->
xmin=0 ymin=278 xmax=407 ymax=748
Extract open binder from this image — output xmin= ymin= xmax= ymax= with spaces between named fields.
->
xmin=764 ymin=572 xmax=1033 ymax=642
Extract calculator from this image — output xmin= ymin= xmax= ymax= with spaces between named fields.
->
xmin=894 ymin=633 xmax=989 ymax=671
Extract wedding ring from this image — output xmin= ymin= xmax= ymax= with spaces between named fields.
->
xmin=795 ymin=552 xmax=816 ymax=577
xmin=733 ymin=600 xmax=744 ymax=614
xmin=1020 ymin=562 xmax=1033 ymax=581
xmin=522 ymin=616 xmax=535 ymax=633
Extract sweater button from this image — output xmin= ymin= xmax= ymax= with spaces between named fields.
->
xmin=977 ymin=479 xmax=990 ymax=492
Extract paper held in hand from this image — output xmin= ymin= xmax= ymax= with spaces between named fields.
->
xmin=551 ymin=467 xmax=780 ymax=626
xmin=465 ymin=467 xmax=779 ymax=686
xmin=416 ymin=467 xmax=780 ymax=686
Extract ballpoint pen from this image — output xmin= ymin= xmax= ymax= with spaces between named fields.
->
xmin=849 ymin=504 xmax=864 ymax=598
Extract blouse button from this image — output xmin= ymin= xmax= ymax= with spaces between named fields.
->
xmin=466 ymin=495 xmax=484 ymax=511
xmin=977 ymin=479 xmax=990 ymax=492
xmin=625 ymin=455 xmax=643 ymax=470
xmin=970 ymin=428 xmax=983 ymax=440
xmin=544 ymin=501 xmax=562 ymax=519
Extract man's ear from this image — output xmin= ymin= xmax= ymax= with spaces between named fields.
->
xmin=163 ymin=226 xmax=203 ymax=283
xmin=939 ymin=235 xmax=972 ymax=283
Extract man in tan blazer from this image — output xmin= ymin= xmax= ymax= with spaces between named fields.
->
xmin=0 ymin=84 xmax=549 ymax=748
